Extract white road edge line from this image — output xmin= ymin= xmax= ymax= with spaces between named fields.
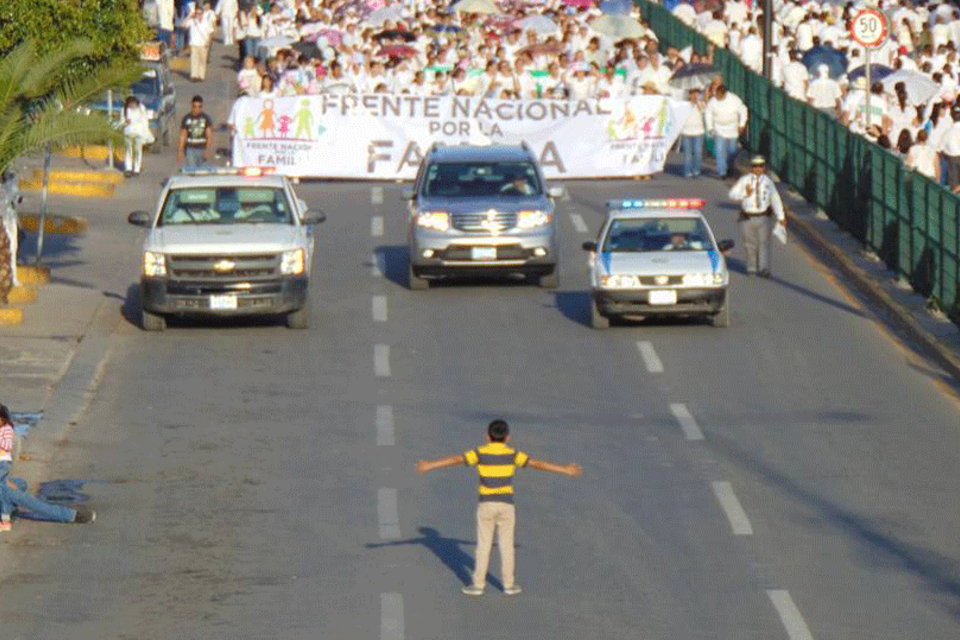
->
xmin=376 ymin=405 xmax=395 ymax=446
xmin=569 ymin=212 xmax=588 ymax=234
xmin=669 ymin=403 xmax=704 ymax=441
xmin=767 ymin=590 xmax=815 ymax=640
xmin=636 ymin=341 xmax=664 ymax=374
xmin=381 ymin=593 xmax=404 ymax=640
xmin=374 ymin=344 xmax=391 ymax=377
xmin=372 ymin=295 xmax=388 ymax=322
xmin=371 ymin=186 xmax=384 ymax=205
xmin=711 ymin=481 xmax=753 ymax=535
xmin=378 ymin=488 xmax=400 ymax=539
xmin=371 ymin=215 xmax=384 ymax=237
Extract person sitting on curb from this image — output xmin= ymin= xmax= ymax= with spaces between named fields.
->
xmin=0 ymin=404 xmax=96 ymax=532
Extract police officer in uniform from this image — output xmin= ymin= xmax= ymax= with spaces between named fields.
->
xmin=728 ymin=155 xmax=785 ymax=277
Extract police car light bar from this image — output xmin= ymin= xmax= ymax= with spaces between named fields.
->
xmin=606 ymin=198 xmax=706 ymax=209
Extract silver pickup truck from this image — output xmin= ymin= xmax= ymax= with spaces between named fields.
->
xmin=127 ymin=169 xmax=324 ymax=330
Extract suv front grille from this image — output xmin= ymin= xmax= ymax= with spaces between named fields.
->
xmin=452 ymin=211 xmax=517 ymax=233
xmin=168 ymin=254 xmax=280 ymax=279
xmin=639 ymin=275 xmax=684 ymax=286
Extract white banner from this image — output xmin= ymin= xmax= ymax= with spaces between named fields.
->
xmin=230 ymin=94 xmax=692 ymax=179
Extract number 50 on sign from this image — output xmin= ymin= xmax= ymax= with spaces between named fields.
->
xmin=850 ymin=8 xmax=888 ymax=48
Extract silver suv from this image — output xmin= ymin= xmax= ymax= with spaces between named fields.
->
xmin=404 ymin=143 xmax=563 ymax=289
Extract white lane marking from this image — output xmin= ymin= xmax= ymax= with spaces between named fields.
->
xmin=378 ymin=488 xmax=400 ymax=539
xmin=711 ymin=481 xmax=753 ymax=535
xmin=381 ymin=593 xmax=404 ymax=640
xmin=371 ymin=186 xmax=384 ymax=205
xmin=569 ymin=212 xmax=588 ymax=233
xmin=376 ymin=405 xmax=395 ymax=446
xmin=374 ymin=344 xmax=391 ymax=377
xmin=636 ymin=341 xmax=664 ymax=374
xmin=371 ymin=215 xmax=384 ymax=237
xmin=371 ymin=251 xmax=384 ymax=278
xmin=767 ymin=590 xmax=815 ymax=640
xmin=372 ymin=295 xmax=388 ymax=322
xmin=669 ymin=403 xmax=704 ymax=441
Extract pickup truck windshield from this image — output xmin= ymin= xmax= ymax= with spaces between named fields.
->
xmin=159 ymin=187 xmax=294 ymax=226
xmin=603 ymin=216 xmax=712 ymax=252
xmin=423 ymin=161 xmax=542 ymax=197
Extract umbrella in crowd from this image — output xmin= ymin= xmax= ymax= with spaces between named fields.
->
xmin=428 ymin=24 xmax=462 ymax=37
xmin=517 ymin=42 xmax=564 ymax=57
xmin=847 ymin=64 xmax=895 ymax=83
xmin=453 ymin=0 xmax=501 ymax=14
xmin=589 ymin=14 xmax=646 ymax=38
xmin=669 ymin=62 xmax=716 ymax=91
xmin=374 ymin=28 xmax=417 ymax=42
xmin=377 ymin=44 xmax=419 ymax=58
xmin=365 ymin=4 xmax=404 ymax=26
xmin=801 ymin=45 xmax=847 ymax=79
xmin=562 ymin=0 xmax=594 ymax=7
xmin=306 ymin=28 xmax=343 ymax=46
xmin=881 ymin=69 xmax=940 ymax=105
xmin=599 ymin=0 xmax=633 ymax=14
xmin=517 ymin=15 xmax=559 ymax=34
xmin=292 ymin=41 xmax=323 ymax=60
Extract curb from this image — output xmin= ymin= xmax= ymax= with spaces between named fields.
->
xmin=0 ymin=308 xmax=24 ymax=326
xmin=18 ymin=179 xmax=115 ymax=198
xmin=58 ymin=145 xmax=124 ymax=162
xmin=18 ymin=213 xmax=89 ymax=234
xmin=16 ymin=265 xmax=50 ymax=285
xmin=28 ymin=168 xmax=124 ymax=185
xmin=6 ymin=286 xmax=38 ymax=305
xmin=783 ymin=198 xmax=960 ymax=383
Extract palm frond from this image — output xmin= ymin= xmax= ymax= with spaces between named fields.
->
xmin=0 ymin=42 xmax=36 ymax=114
xmin=56 ymin=60 xmax=144 ymax=110
xmin=20 ymin=109 xmax=122 ymax=153
xmin=18 ymin=40 xmax=97 ymax=99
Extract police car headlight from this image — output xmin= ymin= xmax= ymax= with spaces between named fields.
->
xmin=600 ymin=274 xmax=640 ymax=289
xmin=281 ymin=249 xmax=305 ymax=275
xmin=517 ymin=210 xmax=551 ymax=228
xmin=416 ymin=211 xmax=450 ymax=232
xmin=143 ymin=251 xmax=166 ymax=277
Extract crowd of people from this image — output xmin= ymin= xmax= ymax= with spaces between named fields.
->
xmin=671 ymin=0 xmax=960 ymax=190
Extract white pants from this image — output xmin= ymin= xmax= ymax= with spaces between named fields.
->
xmin=221 ymin=15 xmax=236 ymax=45
xmin=124 ymin=136 xmax=144 ymax=173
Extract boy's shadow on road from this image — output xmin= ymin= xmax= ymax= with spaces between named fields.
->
xmin=367 ymin=526 xmax=519 ymax=592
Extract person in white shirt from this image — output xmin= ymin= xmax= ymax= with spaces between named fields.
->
xmin=705 ymin=84 xmax=748 ymax=178
xmin=739 ymin=26 xmax=763 ymax=74
xmin=728 ymin=155 xmax=786 ymax=277
xmin=215 ymin=0 xmax=238 ymax=46
xmin=781 ymin=50 xmax=809 ymax=101
xmin=680 ymin=88 xmax=706 ymax=178
xmin=672 ymin=1 xmax=697 ymax=27
xmin=938 ymin=105 xmax=960 ymax=190
xmin=905 ymin=129 xmax=941 ymax=181
xmin=807 ymin=63 xmax=842 ymax=112
xmin=157 ymin=0 xmax=176 ymax=48
xmin=702 ymin=10 xmax=728 ymax=48
xmin=122 ymin=96 xmax=153 ymax=177
xmin=184 ymin=2 xmax=216 ymax=81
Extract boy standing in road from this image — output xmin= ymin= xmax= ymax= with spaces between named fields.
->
xmin=416 ymin=420 xmax=582 ymax=596
xmin=178 ymin=96 xmax=214 ymax=169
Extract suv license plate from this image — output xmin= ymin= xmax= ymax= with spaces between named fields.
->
xmin=210 ymin=294 xmax=238 ymax=310
xmin=471 ymin=247 xmax=497 ymax=261
xmin=648 ymin=290 xmax=677 ymax=305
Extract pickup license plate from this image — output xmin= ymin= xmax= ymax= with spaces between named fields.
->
xmin=471 ymin=247 xmax=497 ymax=261
xmin=209 ymin=294 xmax=238 ymax=310
xmin=648 ymin=290 xmax=677 ymax=305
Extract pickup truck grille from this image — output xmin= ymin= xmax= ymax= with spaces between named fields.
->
xmin=638 ymin=275 xmax=684 ymax=286
xmin=167 ymin=254 xmax=281 ymax=279
xmin=452 ymin=211 xmax=517 ymax=233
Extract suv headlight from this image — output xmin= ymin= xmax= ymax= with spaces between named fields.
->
xmin=517 ymin=210 xmax=551 ymax=229
xmin=143 ymin=251 xmax=166 ymax=277
xmin=281 ymin=249 xmax=305 ymax=275
xmin=600 ymin=274 xmax=640 ymax=289
xmin=416 ymin=211 xmax=450 ymax=232
xmin=682 ymin=272 xmax=725 ymax=286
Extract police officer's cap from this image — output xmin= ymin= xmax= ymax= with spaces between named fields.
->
xmin=750 ymin=155 xmax=766 ymax=166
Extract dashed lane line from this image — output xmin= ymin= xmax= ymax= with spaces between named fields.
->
xmin=767 ymin=590 xmax=815 ymax=640
xmin=669 ymin=403 xmax=704 ymax=441
xmin=371 ymin=215 xmax=384 ymax=237
xmin=373 ymin=295 xmax=388 ymax=322
xmin=378 ymin=488 xmax=400 ymax=539
xmin=711 ymin=481 xmax=754 ymax=536
xmin=371 ymin=186 xmax=384 ymax=205
xmin=636 ymin=341 xmax=664 ymax=374
xmin=569 ymin=212 xmax=588 ymax=234
xmin=371 ymin=251 xmax=384 ymax=278
xmin=381 ymin=593 xmax=404 ymax=640
xmin=376 ymin=405 xmax=395 ymax=446
xmin=374 ymin=344 xmax=391 ymax=377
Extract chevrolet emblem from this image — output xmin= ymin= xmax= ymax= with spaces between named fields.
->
xmin=481 ymin=209 xmax=501 ymax=235
xmin=213 ymin=259 xmax=236 ymax=273
xmin=654 ymin=275 xmax=669 ymax=285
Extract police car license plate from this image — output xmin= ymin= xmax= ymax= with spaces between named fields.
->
xmin=471 ymin=247 xmax=497 ymax=261
xmin=209 ymin=294 xmax=238 ymax=310
xmin=648 ymin=290 xmax=677 ymax=305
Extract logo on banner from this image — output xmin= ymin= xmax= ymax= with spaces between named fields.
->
xmin=606 ymin=99 xmax=670 ymax=142
xmin=242 ymin=99 xmax=326 ymax=141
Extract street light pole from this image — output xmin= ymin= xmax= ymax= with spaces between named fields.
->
xmin=763 ymin=0 xmax=773 ymax=80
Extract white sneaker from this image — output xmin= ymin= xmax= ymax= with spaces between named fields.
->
xmin=503 ymin=585 xmax=522 ymax=595
xmin=461 ymin=585 xmax=484 ymax=596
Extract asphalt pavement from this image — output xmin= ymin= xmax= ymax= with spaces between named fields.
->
xmin=1 ymin=42 xmax=960 ymax=640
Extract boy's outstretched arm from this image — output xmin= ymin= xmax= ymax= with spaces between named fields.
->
xmin=416 ymin=455 xmax=465 ymax=474
xmin=528 ymin=459 xmax=583 ymax=477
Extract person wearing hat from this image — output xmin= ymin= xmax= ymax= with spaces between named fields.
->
xmin=728 ymin=155 xmax=786 ymax=277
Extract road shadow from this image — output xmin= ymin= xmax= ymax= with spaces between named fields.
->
xmin=767 ymin=274 xmax=865 ymax=318
xmin=119 ymin=282 xmax=286 ymax=330
xmin=366 ymin=525 xmax=505 ymax=591
xmin=376 ymin=244 xmax=541 ymax=291
xmin=708 ymin=433 xmax=960 ymax=620
xmin=17 ymin=231 xmax=83 ymax=263
xmin=374 ymin=245 xmax=408 ymax=289
xmin=553 ymin=290 xmax=591 ymax=327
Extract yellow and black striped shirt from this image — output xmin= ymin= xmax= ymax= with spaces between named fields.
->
xmin=463 ymin=442 xmax=529 ymax=503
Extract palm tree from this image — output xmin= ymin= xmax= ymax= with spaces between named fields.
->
xmin=0 ymin=38 xmax=141 ymax=174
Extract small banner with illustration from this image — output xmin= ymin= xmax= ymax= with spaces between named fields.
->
xmin=230 ymin=94 xmax=692 ymax=179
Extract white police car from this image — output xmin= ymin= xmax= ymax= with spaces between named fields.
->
xmin=581 ymin=199 xmax=734 ymax=329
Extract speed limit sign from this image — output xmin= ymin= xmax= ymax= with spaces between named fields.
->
xmin=850 ymin=8 xmax=888 ymax=47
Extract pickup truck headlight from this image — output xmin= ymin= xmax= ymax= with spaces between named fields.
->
xmin=281 ymin=249 xmax=305 ymax=275
xmin=517 ymin=210 xmax=551 ymax=229
xmin=600 ymin=274 xmax=641 ymax=289
xmin=143 ymin=251 xmax=166 ymax=277
xmin=682 ymin=272 xmax=725 ymax=286
xmin=416 ymin=211 xmax=450 ymax=232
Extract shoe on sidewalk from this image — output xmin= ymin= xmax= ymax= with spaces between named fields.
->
xmin=503 ymin=584 xmax=522 ymax=595
xmin=73 ymin=506 xmax=96 ymax=524
xmin=461 ymin=585 xmax=484 ymax=596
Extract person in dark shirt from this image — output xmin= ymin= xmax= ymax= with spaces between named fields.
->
xmin=177 ymin=95 xmax=213 ymax=169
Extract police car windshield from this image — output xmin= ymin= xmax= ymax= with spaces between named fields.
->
xmin=423 ymin=161 xmax=542 ymax=197
xmin=603 ymin=216 xmax=711 ymax=252
xmin=158 ymin=187 xmax=294 ymax=226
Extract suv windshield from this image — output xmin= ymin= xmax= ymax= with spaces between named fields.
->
xmin=131 ymin=69 xmax=160 ymax=97
xmin=159 ymin=187 xmax=294 ymax=226
xmin=422 ymin=161 xmax=542 ymax=197
xmin=603 ymin=217 xmax=712 ymax=252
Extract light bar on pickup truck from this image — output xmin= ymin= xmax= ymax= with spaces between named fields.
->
xmin=606 ymin=198 xmax=706 ymax=209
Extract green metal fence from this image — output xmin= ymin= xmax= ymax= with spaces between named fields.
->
xmin=638 ymin=0 xmax=960 ymax=323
